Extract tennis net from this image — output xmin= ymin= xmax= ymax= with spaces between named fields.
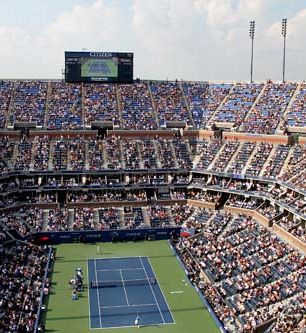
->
xmin=90 ymin=277 xmax=156 ymax=288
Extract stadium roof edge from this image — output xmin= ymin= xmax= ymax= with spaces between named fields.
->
xmin=0 ymin=78 xmax=305 ymax=84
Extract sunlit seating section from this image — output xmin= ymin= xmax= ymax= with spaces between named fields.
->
xmin=0 ymin=80 xmax=13 ymax=128
xmin=240 ymin=82 xmax=297 ymax=134
xmin=150 ymin=82 xmax=191 ymax=126
xmin=9 ymin=80 xmax=47 ymax=127
xmin=286 ymin=82 xmax=306 ymax=128
xmin=47 ymin=82 xmax=82 ymax=129
xmin=118 ymin=82 xmax=157 ymax=129
xmin=84 ymin=83 xmax=120 ymax=126
xmin=211 ymin=83 xmax=263 ymax=128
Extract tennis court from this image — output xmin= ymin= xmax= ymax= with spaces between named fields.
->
xmin=88 ymin=256 xmax=174 ymax=329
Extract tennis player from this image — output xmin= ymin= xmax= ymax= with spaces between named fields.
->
xmin=135 ymin=314 xmax=141 ymax=328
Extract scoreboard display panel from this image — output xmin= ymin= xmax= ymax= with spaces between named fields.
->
xmin=65 ymin=51 xmax=133 ymax=83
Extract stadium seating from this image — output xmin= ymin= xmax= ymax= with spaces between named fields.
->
xmin=240 ymin=82 xmax=297 ymax=134
xmin=8 ymin=80 xmax=47 ymax=127
xmin=0 ymin=78 xmax=305 ymax=333
xmin=210 ymin=83 xmax=263 ymax=128
xmin=0 ymin=80 xmax=14 ymax=128
xmin=47 ymin=82 xmax=82 ymax=129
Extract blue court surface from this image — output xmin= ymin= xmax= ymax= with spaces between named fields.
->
xmin=88 ymin=256 xmax=174 ymax=329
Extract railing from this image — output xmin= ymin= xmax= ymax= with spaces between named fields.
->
xmin=34 ymin=246 xmax=53 ymax=333
xmin=170 ymin=241 xmax=228 ymax=333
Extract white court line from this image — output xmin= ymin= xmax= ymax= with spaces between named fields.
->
xmin=94 ymin=259 xmax=103 ymax=329
xmin=146 ymin=257 xmax=176 ymax=324
xmin=100 ymin=303 xmax=156 ymax=309
xmin=87 ymin=260 xmax=91 ymax=330
xmin=90 ymin=321 xmax=175 ymax=330
xmin=119 ymin=269 xmax=130 ymax=306
xmin=170 ymin=290 xmax=184 ymax=294
xmin=96 ymin=268 xmax=143 ymax=272
xmin=139 ymin=256 xmax=166 ymax=324
xmin=90 ymin=256 xmax=145 ymax=261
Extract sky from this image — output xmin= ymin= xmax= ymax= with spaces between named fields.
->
xmin=1 ymin=0 xmax=306 ymax=82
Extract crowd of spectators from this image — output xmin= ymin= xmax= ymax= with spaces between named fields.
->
xmin=32 ymin=136 xmax=51 ymax=171
xmin=195 ymin=139 xmax=223 ymax=170
xmin=47 ymin=82 xmax=82 ymax=130
xmin=1 ymin=79 xmax=306 ymax=333
xmin=72 ymin=208 xmax=95 ymax=230
xmin=240 ymin=82 xmax=297 ymax=134
xmin=0 ymin=80 xmax=13 ymax=128
xmin=8 ymin=81 xmax=48 ymax=127
xmin=14 ymin=135 xmax=32 ymax=171
xmin=67 ymin=190 xmax=146 ymax=203
xmin=47 ymin=208 xmax=69 ymax=231
xmin=0 ymin=136 xmax=15 ymax=175
xmin=147 ymin=206 xmax=172 ymax=228
xmin=0 ymin=208 xmax=43 ymax=235
xmin=227 ymin=142 xmax=256 ymax=175
xmin=286 ymin=82 xmax=306 ymax=128
xmin=210 ymin=83 xmax=263 ymax=129
xmin=210 ymin=141 xmax=240 ymax=173
xmin=245 ymin=143 xmax=273 ymax=177
xmin=1 ymin=135 xmax=305 ymax=188
xmin=0 ymin=80 xmax=305 ymax=133
xmin=262 ymin=144 xmax=290 ymax=179
xmin=150 ymin=81 xmax=192 ymax=126
xmin=176 ymin=213 xmax=306 ymax=332
xmin=225 ymin=195 xmax=263 ymax=210
xmin=123 ymin=206 xmax=145 ymax=229
xmin=182 ymin=82 xmax=232 ymax=128
xmin=84 ymin=83 xmax=119 ymax=127
xmin=118 ymin=83 xmax=157 ymax=129
xmin=0 ymin=243 xmax=51 ymax=332
xmin=97 ymin=207 xmax=121 ymax=230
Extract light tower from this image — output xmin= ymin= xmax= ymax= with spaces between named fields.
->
xmin=281 ymin=18 xmax=287 ymax=83
xmin=249 ymin=20 xmax=255 ymax=83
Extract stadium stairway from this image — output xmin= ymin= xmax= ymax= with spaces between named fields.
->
xmin=81 ymin=83 xmax=85 ymax=127
xmin=147 ymin=83 xmax=160 ymax=128
xmin=101 ymin=141 xmax=108 ymax=169
xmin=241 ymin=142 xmax=260 ymax=174
xmin=136 ymin=141 xmax=145 ymax=169
xmin=141 ymin=207 xmax=151 ymax=227
xmin=239 ymin=82 xmax=266 ymax=131
xmin=67 ymin=145 xmax=72 ymax=170
xmin=192 ymin=153 xmax=202 ymax=169
xmin=42 ymin=210 xmax=49 ymax=231
xmin=118 ymin=140 xmax=126 ymax=169
xmin=4 ymin=81 xmax=16 ymax=129
xmin=169 ymin=140 xmax=179 ymax=168
xmin=117 ymin=207 xmax=124 ymax=229
xmin=84 ymin=141 xmax=90 ymax=170
xmin=68 ymin=209 xmax=75 ymax=229
xmin=217 ymin=192 xmax=230 ymax=210
xmin=29 ymin=139 xmax=36 ymax=171
xmin=275 ymin=82 xmax=301 ymax=134
xmin=278 ymin=146 xmax=295 ymax=178
xmin=206 ymin=84 xmax=236 ymax=127
xmin=152 ymin=140 xmax=163 ymax=168
xmin=259 ymin=145 xmax=277 ymax=177
xmin=206 ymin=142 xmax=226 ymax=170
xmin=224 ymin=142 xmax=243 ymax=173
xmin=43 ymin=81 xmax=52 ymax=128
xmin=48 ymin=141 xmax=55 ymax=170
xmin=166 ymin=207 xmax=175 ymax=226
xmin=11 ymin=141 xmax=18 ymax=167
xmin=115 ymin=85 xmax=123 ymax=127
xmin=179 ymin=81 xmax=195 ymax=128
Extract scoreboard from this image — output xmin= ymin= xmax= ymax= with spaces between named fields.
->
xmin=65 ymin=51 xmax=133 ymax=83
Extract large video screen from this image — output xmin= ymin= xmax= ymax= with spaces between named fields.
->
xmin=65 ymin=51 xmax=133 ymax=83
